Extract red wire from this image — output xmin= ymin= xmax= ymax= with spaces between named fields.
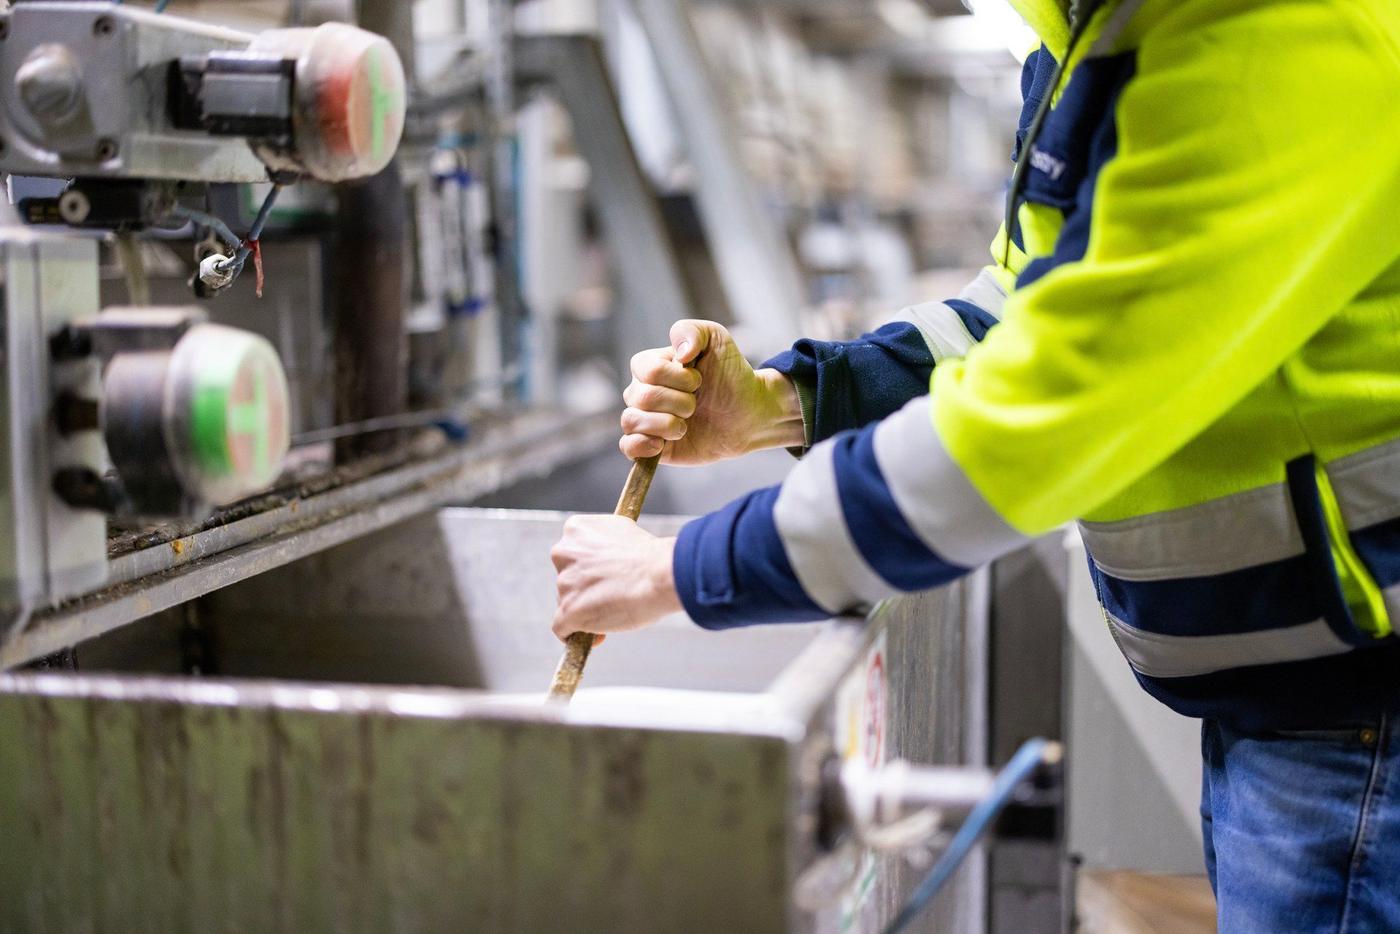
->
xmin=251 ymin=240 xmax=265 ymax=298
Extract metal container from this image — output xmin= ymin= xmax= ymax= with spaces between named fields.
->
xmin=0 ymin=508 xmax=988 ymax=933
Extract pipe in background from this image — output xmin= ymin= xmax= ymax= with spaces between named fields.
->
xmin=331 ymin=160 xmax=409 ymax=460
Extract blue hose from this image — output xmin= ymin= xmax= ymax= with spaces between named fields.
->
xmin=882 ymin=738 xmax=1051 ymax=934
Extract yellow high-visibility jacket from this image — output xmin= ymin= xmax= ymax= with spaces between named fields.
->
xmin=674 ymin=0 xmax=1400 ymax=730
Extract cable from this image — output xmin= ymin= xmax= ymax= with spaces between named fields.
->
xmin=1000 ymin=0 xmax=1104 ymax=267
xmin=216 ymin=183 xmax=283 ymax=274
xmin=168 ymin=204 xmax=240 ymax=253
xmin=292 ymin=408 xmax=466 ymax=445
xmin=289 ymin=362 xmax=527 ymax=446
xmin=245 ymin=185 xmax=282 ymax=241
xmin=881 ymin=738 xmax=1052 ymax=934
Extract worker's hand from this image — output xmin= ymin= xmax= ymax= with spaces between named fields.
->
xmin=551 ymin=515 xmax=682 ymax=640
xmin=621 ymin=320 xmax=805 ymax=465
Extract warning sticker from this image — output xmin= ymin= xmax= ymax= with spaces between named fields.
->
xmin=863 ymin=646 xmax=886 ymax=768
xmin=834 ymin=629 xmax=889 ymax=767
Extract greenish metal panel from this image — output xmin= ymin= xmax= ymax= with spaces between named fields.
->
xmin=0 ymin=683 xmax=792 ymax=934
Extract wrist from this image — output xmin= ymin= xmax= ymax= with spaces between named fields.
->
xmin=651 ymin=536 xmax=683 ymax=616
xmin=747 ymin=369 xmax=806 ymax=453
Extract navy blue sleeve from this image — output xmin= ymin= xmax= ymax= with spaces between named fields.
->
xmin=761 ymin=322 xmax=936 ymax=447
xmin=673 ymin=485 xmax=828 ymax=629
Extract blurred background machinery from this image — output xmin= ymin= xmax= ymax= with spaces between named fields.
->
xmin=0 ymin=1 xmax=1207 ymax=932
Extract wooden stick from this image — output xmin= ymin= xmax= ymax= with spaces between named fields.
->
xmin=546 ymin=452 xmax=662 ymax=702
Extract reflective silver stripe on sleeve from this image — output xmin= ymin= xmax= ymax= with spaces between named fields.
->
xmin=892 ymin=268 xmax=1003 ymax=363
xmin=772 ymin=438 xmax=898 ymax=615
xmin=892 ymin=301 xmax=977 ymax=364
xmin=871 ymin=396 xmax=1028 ymax=568
xmin=1105 ymin=613 xmax=1353 ymax=680
xmin=1387 ymin=582 xmax=1400 ymax=629
xmin=1328 ymin=436 xmax=1400 ymax=530
xmin=956 ymin=267 xmax=1007 ymax=320
xmin=1079 ymin=482 xmax=1304 ymax=582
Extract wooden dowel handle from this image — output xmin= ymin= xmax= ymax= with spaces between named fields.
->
xmin=613 ymin=453 xmax=661 ymax=522
xmin=546 ymin=454 xmax=662 ymax=702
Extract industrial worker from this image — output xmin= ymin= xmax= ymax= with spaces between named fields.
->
xmin=551 ymin=0 xmax=1400 ymax=928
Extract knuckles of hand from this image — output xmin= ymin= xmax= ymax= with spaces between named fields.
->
xmin=624 ymin=378 xmax=698 ymax=420
xmin=620 ymin=408 xmax=686 ymax=439
xmin=634 ymin=383 xmax=664 ymax=409
xmin=630 ymin=346 xmax=702 ymax=394
xmin=620 ymin=434 xmax=664 ymax=458
xmin=638 ymin=357 xmax=671 ymax=385
xmin=552 ymin=521 xmax=608 ymax=638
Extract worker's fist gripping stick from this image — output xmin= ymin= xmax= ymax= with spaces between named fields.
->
xmin=621 ymin=320 xmax=805 ymax=465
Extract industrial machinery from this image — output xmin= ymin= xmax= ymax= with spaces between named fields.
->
xmin=0 ymin=1 xmax=406 ymax=640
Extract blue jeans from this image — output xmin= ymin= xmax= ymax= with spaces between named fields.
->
xmin=1201 ymin=713 xmax=1400 ymax=932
